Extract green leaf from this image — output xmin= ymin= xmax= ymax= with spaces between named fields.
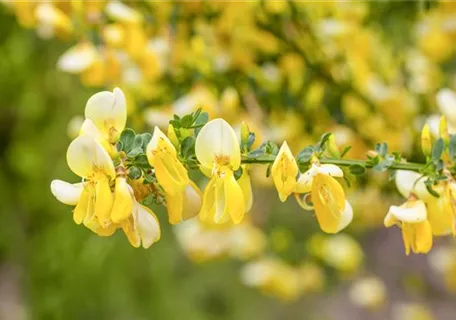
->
xmin=449 ymin=135 xmax=456 ymax=160
xmin=425 ymin=181 xmax=440 ymax=198
xmin=132 ymin=135 xmax=144 ymax=150
xmin=234 ymin=167 xmax=243 ymax=180
xmin=120 ymin=129 xmax=136 ymax=152
xmin=116 ymin=141 xmax=124 ymax=152
xmin=128 ymin=166 xmax=142 ymax=180
xmin=140 ymin=133 xmax=152 ymax=148
xmin=193 ymin=112 xmax=209 ymax=135
xmin=340 ymin=145 xmax=351 ymax=158
xmin=375 ymin=142 xmax=388 ymax=157
xmin=128 ymin=147 xmax=143 ymax=158
xmin=246 ymin=132 xmax=256 ymax=150
xmin=317 ymin=132 xmax=332 ymax=150
xmin=181 ymin=136 xmax=196 ymax=157
xmin=297 ymin=146 xmax=315 ymax=163
xmin=265 ymin=141 xmax=279 ymax=155
xmin=349 ymin=164 xmax=366 ymax=175
xmin=388 ymin=170 xmax=396 ymax=182
xmin=373 ymin=158 xmax=394 ymax=172
xmin=247 ymin=148 xmax=265 ymax=159
xmin=134 ymin=154 xmax=150 ymax=169
xmin=181 ymin=114 xmax=194 ymax=128
xmin=266 ymin=163 xmax=272 ymax=178
xmin=432 ymin=138 xmax=444 ymax=161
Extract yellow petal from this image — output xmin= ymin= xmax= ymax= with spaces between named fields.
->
xmin=147 ymin=126 xmax=189 ymax=195
xmin=311 ymin=174 xmax=346 ymax=234
xmin=195 ymin=118 xmax=241 ymax=171
xmin=295 ymin=166 xmax=319 ymax=193
xmin=84 ymin=87 xmax=127 ymax=143
xmin=199 ymin=178 xmax=217 ymax=224
xmin=50 ymin=180 xmax=83 ymax=206
xmin=182 ymin=181 xmax=203 ymax=220
xmin=224 ymin=169 xmax=246 ymax=224
xmin=165 ymin=191 xmax=183 ymax=224
xmin=66 ymin=136 xmax=115 ymax=179
xmin=271 ymin=141 xmax=298 ymax=202
xmin=437 ymin=89 xmax=456 ymax=127
xmin=111 ymin=177 xmax=133 ymax=223
xmin=94 ymin=175 xmax=114 ymax=227
xmin=395 ymin=170 xmax=431 ymax=201
xmin=238 ymin=167 xmax=253 ymax=213
xmin=73 ymin=185 xmax=91 ymax=224
xmin=427 ymin=186 xmax=455 ymax=236
xmin=414 ymin=220 xmax=433 ymax=254
xmin=121 ymin=217 xmax=140 ymax=248
xmin=79 ymin=118 xmax=115 ymax=155
xmin=135 ymin=203 xmax=161 ymax=248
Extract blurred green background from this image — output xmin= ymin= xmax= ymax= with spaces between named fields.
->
xmin=2 ymin=2 xmax=456 ymax=320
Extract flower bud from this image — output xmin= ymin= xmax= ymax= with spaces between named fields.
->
xmin=421 ymin=123 xmax=432 ymax=157
xmin=327 ymin=134 xmax=340 ymax=158
xmin=241 ymin=121 xmax=250 ymax=146
xmin=167 ymin=124 xmax=179 ymax=149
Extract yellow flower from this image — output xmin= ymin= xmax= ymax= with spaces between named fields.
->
xmin=295 ymin=163 xmax=353 ymax=233
xmin=84 ymin=87 xmax=127 ymax=144
xmin=395 ymin=170 xmax=454 ymax=236
xmin=384 ymin=198 xmax=433 ymax=255
xmin=195 ymin=119 xmax=245 ymax=225
xmin=147 ymin=126 xmax=201 ymax=224
xmin=57 ymin=42 xmax=98 ymax=74
xmin=271 ymin=141 xmax=298 ymax=202
xmin=349 ymin=277 xmax=386 ymax=310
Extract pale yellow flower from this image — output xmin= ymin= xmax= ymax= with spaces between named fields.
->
xmin=271 ymin=141 xmax=298 ymax=202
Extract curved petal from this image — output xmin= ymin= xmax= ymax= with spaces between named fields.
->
xmin=271 ymin=141 xmax=298 ymax=202
xmin=84 ymin=87 xmax=127 ymax=142
xmin=94 ymin=175 xmax=114 ymax=228
xmin=238 ymin=168 xmax=253 ymax=213
xmin=165 ymin=191 xmax=183 ymax=224
xmin=414 ymin=220 xmax=433 ymax=254
xmin=317 ymin=164 xmax=344 ymax=177
xmin=224 ymin=170 xmax=246 ymax=224
xmin=195 ymin=118 xmax=241 ymax=171
xmin=312 ymin=174 xmax=346 ymax=234
xmin=147 ymin=126 xmax=177 ymax=159
xmin=182 ymin=181 xmax=203 ymax=220
xmin=66 ymin=136 xmax=115 ymax=179
xmin=295 ymin=166 xmax=319 ymax=193
xmin=50 ymin=180 xmax=83 ymax=205
xmin=111 ymin=177 xmax=133 ymax=223
xmin=388 ymin=199 xmax=427 ymax=223
xmin=135 ymin=203 xmax=161 ymax=249
xmin=395 ymin=170 xmax=431 ymax=201
xmin=335 ymin=200 xmax=353 ymax=232
xmin=426 ymin=187 xmax=455 ymax=236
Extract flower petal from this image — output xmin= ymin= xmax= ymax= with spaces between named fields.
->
xmin=317 ymin=164 xmax=344 ymax=177
xmin=335 ymin=200 xmax=353 ymax=232
xmin=50 ymin=180 xmax=83 ymax=205
xmin=57 ymin=42 xmax=97 ymax=73
xmin=388 ymin=199 xmax=427 ymax=223
xmin=271 ymin=141 xmax=298 ymax=202
xmin=66 ymin=136 xmax=115 ymax=179
xmin=84 ymin=87 xmax=127 ymax=142
xmin=94 ymin=175 xmax=114 ymax=227
xmin=195 ymin=118 xmax=241 ymax=171
xmin=111 ymin=177 xmax=133 ymax=223
xmin=135 ymin=203 xmax=161 ymax=249
xmin=414 ymin=220 xmax=433 ymax=254
xmin=395 ymin=170 xmax=431 ymax=201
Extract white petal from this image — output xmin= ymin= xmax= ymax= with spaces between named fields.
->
xmin=79 ymin=118 xmax=104 ymax=141
xmin=335 ymin=201 xmax=353 ymax=232
xmin=195 ymin=118 xmax=241 ymax=170
xmin=66 ymin=136 xmax=115 ymax=179
xmin=317 ymin=164 xmax=344 ymax=177
xmin=295 ymin=165 xmax=318 ymax=193
xmin=388 ymin=200 xmax=427 ymax=223
xmin=57 ymin=43 xmax=97 ymax=73
xmin=437 ymin=88 xmax=456 ymax=126
xmin=50 ymin=180 xmax=83 ymax=205
xmin=135 ymin=203 xmax=161 ymax=249
xmin=395 ymin=170 xmax=431 ymax=200
xmin=84 ymin=87 xmax=127 ymax=138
